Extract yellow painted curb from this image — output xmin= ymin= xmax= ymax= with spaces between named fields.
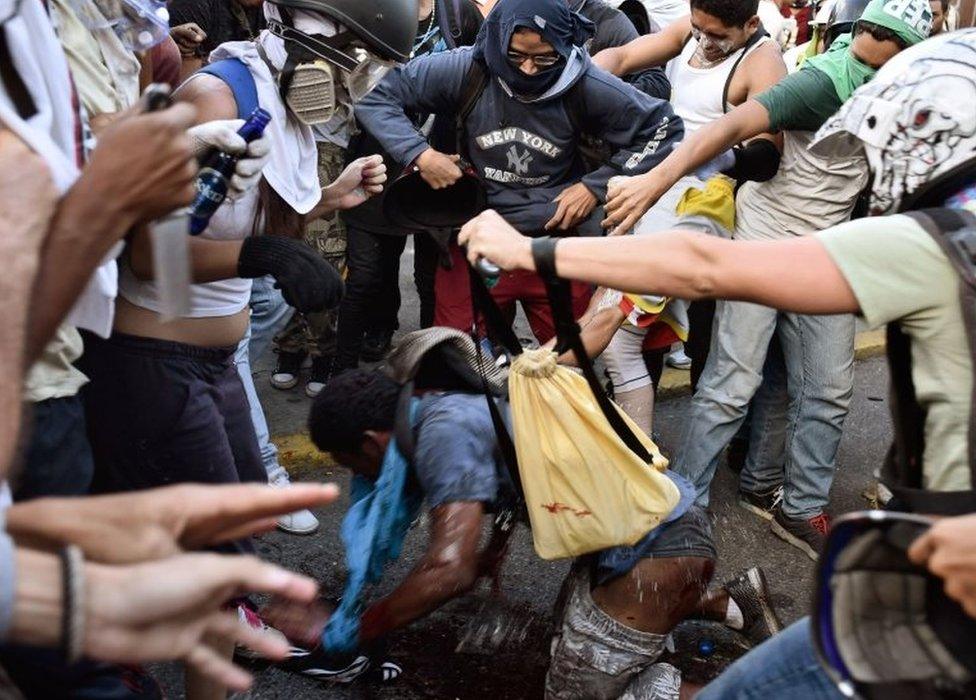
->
xmin=273 ymin=432 xmax=337 ymax=474
xmin=272 ymin=330 xmax=888 ymax=464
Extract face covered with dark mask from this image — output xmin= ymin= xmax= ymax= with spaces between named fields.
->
xmin=472 ymin=0 xmax=594 ymax=98
xmin=265 ymin=5 xmax=394 ymax=126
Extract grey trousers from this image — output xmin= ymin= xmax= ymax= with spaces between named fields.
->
xmin=546 ymin=567 xmax=677 ymax=700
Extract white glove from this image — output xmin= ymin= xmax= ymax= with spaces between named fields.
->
xmin=188 ymin=119 xmax=272 ymax=198
xmin=694 ymin=148 xmax=736 ymax=181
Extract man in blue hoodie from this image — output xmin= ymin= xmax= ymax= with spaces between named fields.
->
xmin=355 ymin=0 xmax=682 ymax=343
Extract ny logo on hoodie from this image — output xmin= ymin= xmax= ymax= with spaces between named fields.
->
xmin=507 ymin=145 xmax=534 ymax=175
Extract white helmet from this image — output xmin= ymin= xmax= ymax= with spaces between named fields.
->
xmin=812 ymin=29 xmax=976 ymax=215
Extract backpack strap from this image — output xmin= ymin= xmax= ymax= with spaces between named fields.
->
xmin=455 ymin=57 xmax=490 ymax=159
xmin=722 ymin=26 xmax=768 ymax=113
xmin=532 ymin=237 xmax=655 ymax=465
xmin=888 ymin=208 xmax=976 ymax=514
xmin=435 ymin=0 xmax=463 ymax=50
xmin=197 ymin=58 xmax=260 ymax=118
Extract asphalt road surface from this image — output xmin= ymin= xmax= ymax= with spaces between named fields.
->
xmin=154 ymin=239 xmax=894 ymax=698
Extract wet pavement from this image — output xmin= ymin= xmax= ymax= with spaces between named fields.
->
xmin=153 ymin=240 xmax=893 ymax=697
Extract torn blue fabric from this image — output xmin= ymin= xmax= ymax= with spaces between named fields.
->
xmin=322 ymin=401 xmax=424 ymax=653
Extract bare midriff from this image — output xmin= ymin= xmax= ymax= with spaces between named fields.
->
xmin=113 ymin=296 xmax=249 ymax=348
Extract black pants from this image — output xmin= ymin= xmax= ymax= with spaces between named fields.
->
xmin=78 ymin=332 xmax=265 ymax=495
xmin=13 ymin=395 xmax=94 ymax=500
xmin=335 ymin=226 xmax=438 ymax=370
xmin=686 ymin=300 xmax=716 ymax=393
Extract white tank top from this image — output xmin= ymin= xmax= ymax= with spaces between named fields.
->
xmin=665 ymin=34 xmax=769 ymax=136
xmin=117 ymin=188 xmax=259 ymax=318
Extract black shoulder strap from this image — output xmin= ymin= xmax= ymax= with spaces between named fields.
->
xmin=467 ymin=268 xmax=526 ymax=504
xmin=888 ymin=208 xmax=976 ymax=512
xmin=456 ymin=58 xmax=489 ymax=157
xmin=435 ymin=0 xmax=464 ymax=49
xmin=540 ymin=272 xmax=655 ymax=464
xmin=468 ymin=262 xmax=523 ymax=357
xmin=722 ymin=26 xmax=768 ymax=113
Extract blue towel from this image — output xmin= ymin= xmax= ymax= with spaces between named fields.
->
xmin=322 ymin=402 xmax=423 ymax=653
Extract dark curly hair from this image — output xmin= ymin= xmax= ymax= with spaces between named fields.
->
xmin=308 ymin=369 xmax=400 ymax=453
xmin=690 ymin=0 xmax=760 ymax=27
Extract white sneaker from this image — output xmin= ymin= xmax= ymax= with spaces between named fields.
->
xmin=277 ymin=507 xmax=320 ymax=535
xmin=270 ymin=475 xmax=320 ymax=535
xmin=305 ymin=380 xmax=326 ymax=398
xmin=666 ymin=348 xmax=692 ymax=370
xmin=270 ymin=352 xmax=304 ymax=390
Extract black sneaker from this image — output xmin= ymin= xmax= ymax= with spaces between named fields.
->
xmin=305 ymin=355 xmax=334 ymax=399
xmin=738 ymin=484 xmax=784 ymax=522
xmin=271 ymin=351 xmax=305 ymax=390
xmin=771 ymin=508 xmax=831 ymax=561
xmin=723 ymin=567 xmax=783 ymax=645
xmin=361 ymin=328 xmax=394 ymax=362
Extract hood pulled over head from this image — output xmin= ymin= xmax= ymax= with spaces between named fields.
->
xmin=472 ymin=0 xmax=594 ymax=98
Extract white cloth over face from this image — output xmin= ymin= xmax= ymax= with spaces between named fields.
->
xmin=0 ymin=0 xmax=119 ymax=338
xmin=207 ymin=6 xmax=344 ymax=214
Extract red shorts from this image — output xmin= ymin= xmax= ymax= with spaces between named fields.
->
xmin=434 ymin=244 xmax=592 ymax=344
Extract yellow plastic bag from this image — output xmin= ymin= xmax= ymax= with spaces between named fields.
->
xmin=508 ymin=348 xmax=681 ymax=560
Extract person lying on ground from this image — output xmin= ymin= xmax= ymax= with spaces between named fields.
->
xmin=263 ymin=369 xmax=783 ymax=695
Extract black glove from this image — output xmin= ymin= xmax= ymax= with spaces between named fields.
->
xmin=238 ymin=235 xmax=344 ymax=313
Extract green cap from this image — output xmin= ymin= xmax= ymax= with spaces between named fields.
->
xmin=857 ymin=0 xmax=932 ymax=46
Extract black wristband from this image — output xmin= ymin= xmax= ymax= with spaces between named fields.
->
xmin=531 ymin=236 xmax=559 ymax=280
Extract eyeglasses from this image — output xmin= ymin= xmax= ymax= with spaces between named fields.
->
xmin=506 ymin=50 xmax=561 ymax=69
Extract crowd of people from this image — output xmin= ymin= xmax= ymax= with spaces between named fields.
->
xmin=2 ymin=0 xmax=976 ymax=697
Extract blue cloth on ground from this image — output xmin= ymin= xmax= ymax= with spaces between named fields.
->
xmin=322 ymin=401 xmax=424 ymax=653
xmin=595 ymin=470 xmax=697 ymax=583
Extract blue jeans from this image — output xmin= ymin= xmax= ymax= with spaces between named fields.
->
xmin=673 ymin=301 xmax=854 ymax=519
xmin=234 ymin=276 xmax=294 ymax=484
xmin=738 ymin=337 xmax=789 ymax=494
xmin=698 ymin=618 xmax=843 ymax=699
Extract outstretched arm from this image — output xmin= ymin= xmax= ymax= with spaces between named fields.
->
xmin=460 ymin=210 xmax=859 ymax=316
xmin=593 ymin=16 xmax=690 ymax=76
xmin=603 ymin=99 xmax=771 ymax=233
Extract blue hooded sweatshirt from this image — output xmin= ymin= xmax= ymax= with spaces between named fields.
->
xmin=355 ymin=0 xmax=683 ymax=234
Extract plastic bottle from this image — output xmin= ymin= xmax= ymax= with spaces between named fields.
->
xmin=189 ymin=108 xmax=271 ymax=235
